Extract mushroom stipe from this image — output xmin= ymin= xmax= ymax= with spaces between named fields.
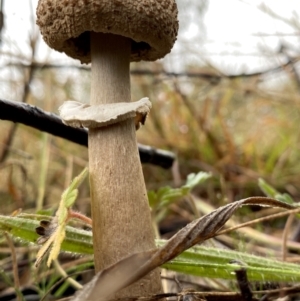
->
xmin=36 ymin=0 xmax=178 ymax=298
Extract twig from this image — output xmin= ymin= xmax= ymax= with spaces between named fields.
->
xmin=69 ymin=210 xmax=92 ymax=227
xmin=279 ymin=44 xmax=300 ymax=93
xmin=40 ymin=269 xmax=94 ymax=301
xmin=282 ymin=214 xmax=295 ymax=261
xmin=235 ymin=268 xmax=252 ymax=301
xmin=112 ymin=291 xmax=248 ymax=301
xmin=53 ymin=259 xmax=83 ymax=290
xmin=217 ymin=206 xmax=300 ymax=237
xmin=196 ymin=197 xmax=300 ymax=251
xmin=36 ymin=134 xmax=50 ymax=211
xmin=4 ymin=232 xmax=22 ymax=301
xmin=255 ymin=284 xmax=300 ymax=300
xmin=0 ymin=98 xmax=175 ymax=168
xmin=6 ymin=56 xmax=300 ymax=80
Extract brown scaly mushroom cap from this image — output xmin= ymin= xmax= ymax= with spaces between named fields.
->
xmin=36 ymin=0 xmax=179 ymax=64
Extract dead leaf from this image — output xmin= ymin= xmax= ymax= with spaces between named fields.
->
xmin=71 ymin=197 xmax=295 ymax=301
xmin=71 ymin=250 xmax=156 ymax=301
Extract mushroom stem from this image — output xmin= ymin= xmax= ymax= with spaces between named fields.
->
xmin=89 ymin=32 xmax=162 ymax=297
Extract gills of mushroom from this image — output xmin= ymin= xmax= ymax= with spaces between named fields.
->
xmin=36 ymin=0 xmax=178 ymax=298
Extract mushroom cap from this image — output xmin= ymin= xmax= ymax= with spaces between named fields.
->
xmin=36 ymin=0 xmax=179 ymax=64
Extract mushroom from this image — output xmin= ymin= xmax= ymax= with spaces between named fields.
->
xmin=36 ymin=0 xmax=178 ymax=298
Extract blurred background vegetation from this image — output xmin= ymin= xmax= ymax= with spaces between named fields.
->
xmin=1 ymin=0 xmax=300 ymax=299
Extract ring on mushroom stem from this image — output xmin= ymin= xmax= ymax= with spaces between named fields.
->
xmin=59 ymin=97 xmax=152 ymax=130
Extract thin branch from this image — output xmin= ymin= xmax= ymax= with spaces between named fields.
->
xmin=0 ymin=98 xmax=175 ymax=168
xmin=53 ymin=259 xmax=83 ymax=290
xmin=4 ymin=232 xmax=22 ymax=301
xmin=235 ymin=268 xmax=253 ymax=301
xmin=279 ymin=44 xmax=300 ymax=93
xmin=217 ymin=206 xmax=300 ymax=238
xmin=282 ymin=214 xmax=295 ymax=261
xmin=6 ymin=57 xmax=300 ymax=81
xmin=252 ymin=32 xmax=300 ymax=37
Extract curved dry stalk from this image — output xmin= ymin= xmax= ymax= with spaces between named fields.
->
xmin=53 ymin=259 xmax=83 ymax=290
xmin=217 ymin=206 xmax=300 ymax=238
xmin=4 ymin=232 xmax=21 ymax=301
xmin=282 ymin=213 xmax=295 ymax=261
xmin=197 ymin=197 xmax=300 ymax=251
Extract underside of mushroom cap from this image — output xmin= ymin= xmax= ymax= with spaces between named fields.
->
xmin=36 ymin=0 xmax=178 ymax=64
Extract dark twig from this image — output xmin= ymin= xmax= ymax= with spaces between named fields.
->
xmin=234 ymin=268 xmax=253 ymax=301
xmin=0 ymin=98 xmax=175 ymax=168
